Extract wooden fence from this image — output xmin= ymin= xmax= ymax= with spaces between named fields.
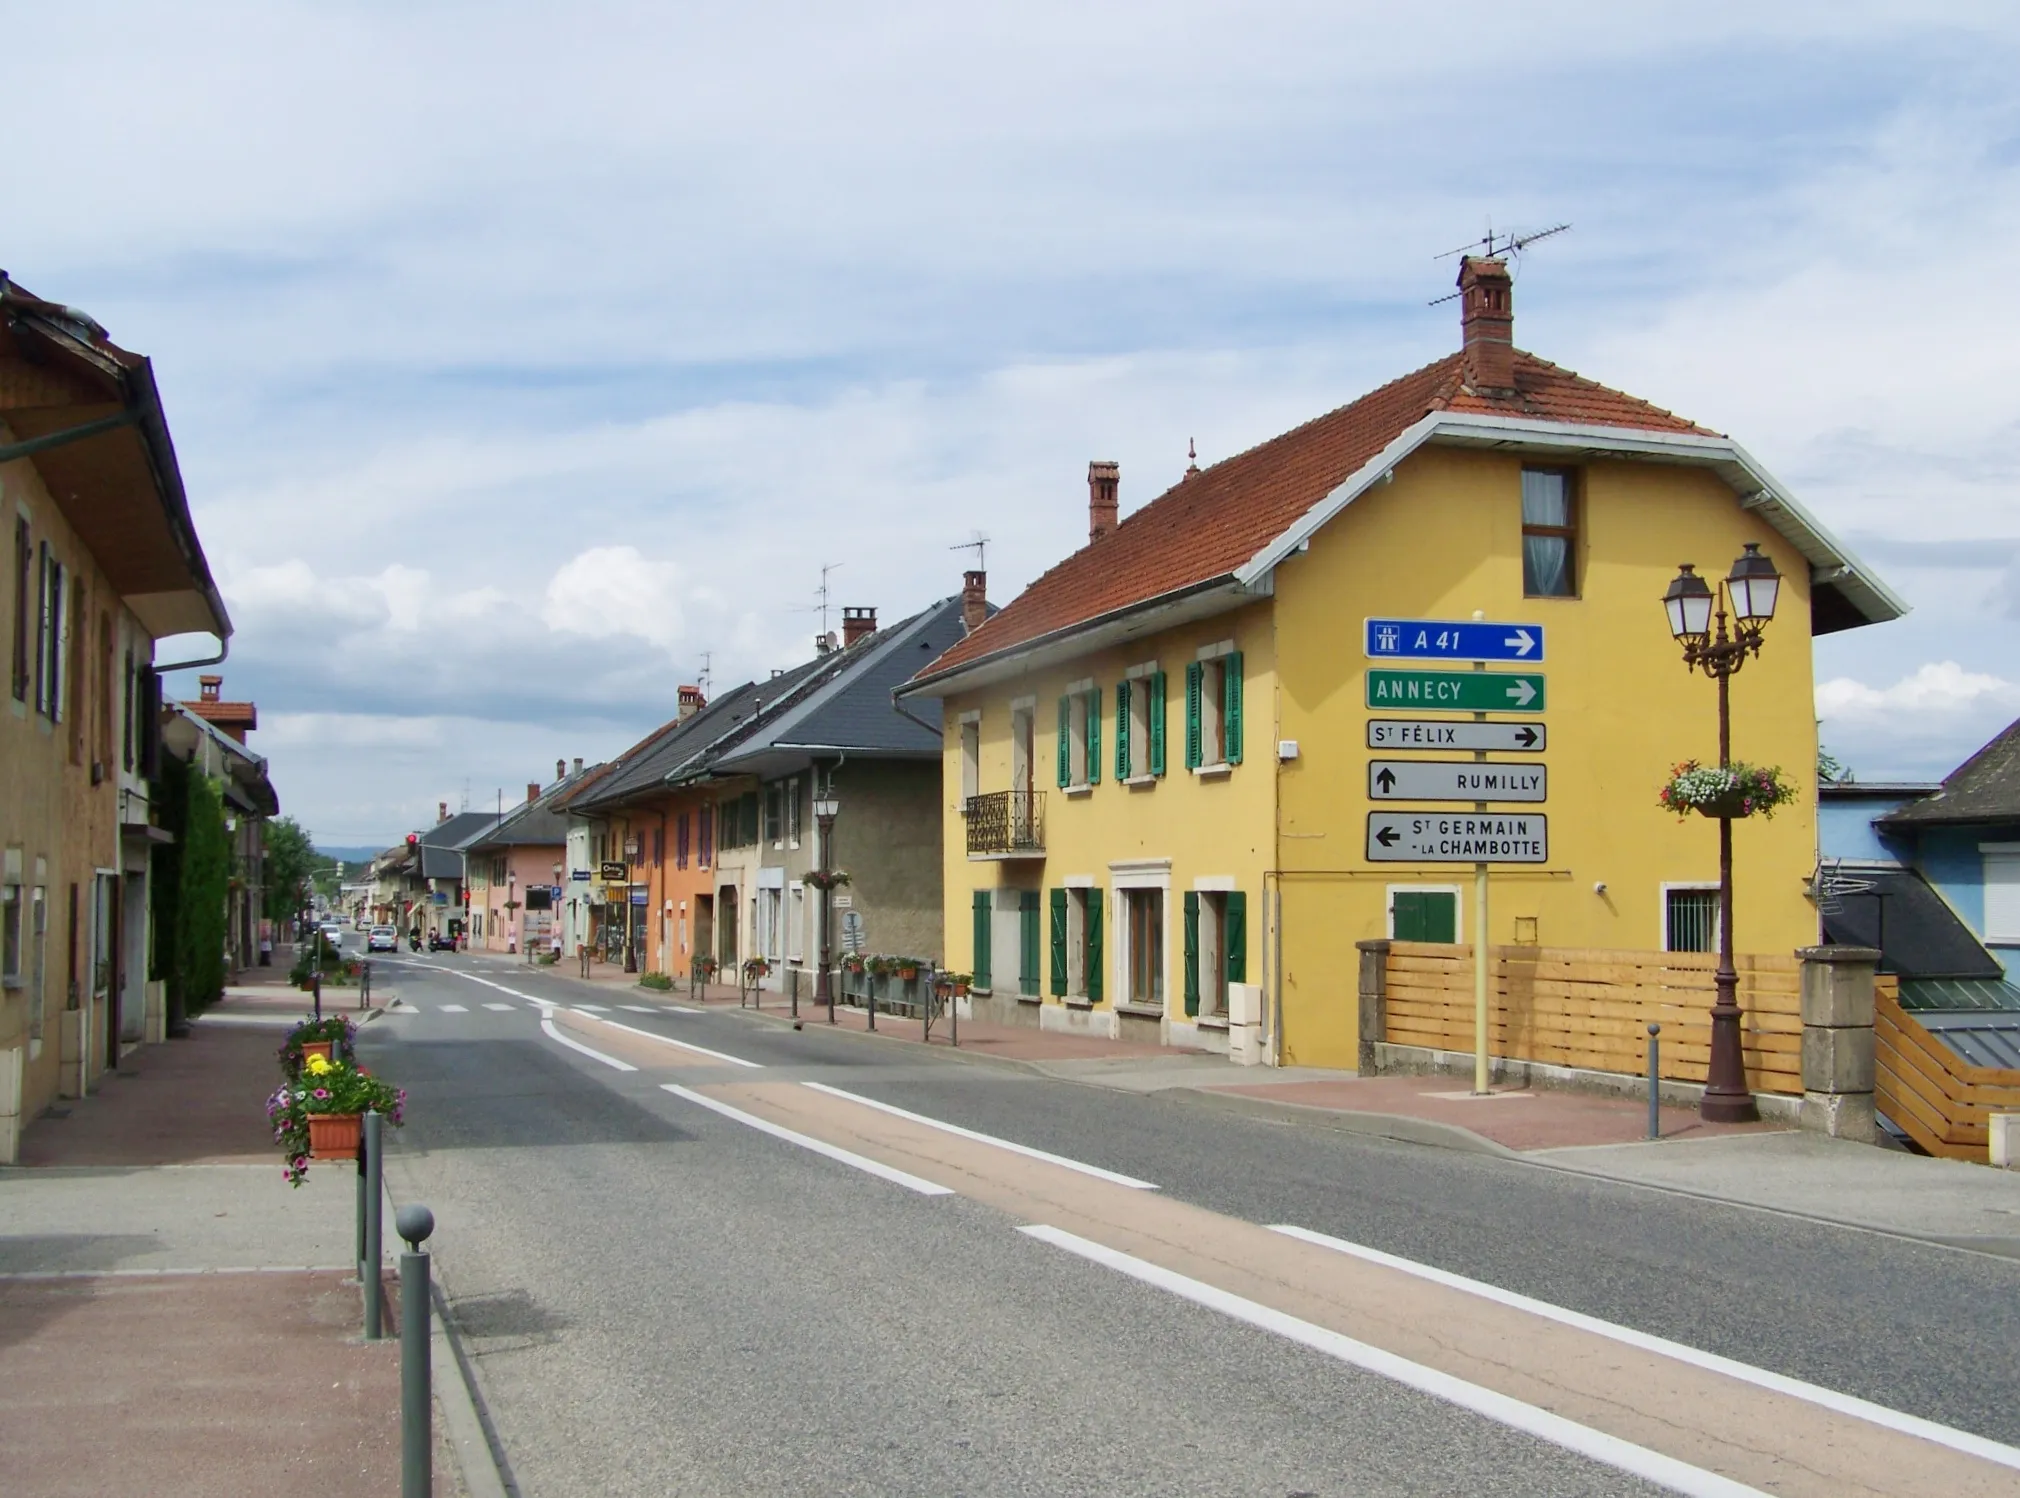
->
xmin=1383 ymin=942 xmax=1805 ymax=1095
xmin=1874 ymin=984 xmax=2020 ymax=1161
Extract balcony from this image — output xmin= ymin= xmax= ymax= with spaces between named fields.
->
xmin=964 ymin=790 xmax=1045 ymax=859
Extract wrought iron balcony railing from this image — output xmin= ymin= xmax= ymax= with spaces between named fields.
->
xmin=963 ymin=790 xmax=1045 ymax=857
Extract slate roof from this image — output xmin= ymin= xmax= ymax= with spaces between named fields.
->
xmin=466 ymin=767 xmax=605 ymax=850
xmin=1879 ymin=718 xmax=2020 ymax=827
xmin=412 ymin=811 xmax=497 ymax=879
xmin=1819 ymin=868 xmax=2004 ymax=981
xmin=917 ymin=348 xmax=1710 ymax=679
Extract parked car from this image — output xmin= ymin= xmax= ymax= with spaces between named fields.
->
xmin=319 ymin=921 xmax=345 ymax=944
xmin=367 ymin=925 xmax=398 ymax=952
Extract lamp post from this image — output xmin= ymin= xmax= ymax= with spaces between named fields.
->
xmin=813 ymin=788 xmax=840 ymax=1024
xmin=623 ymin=834 xmax=640 ymax=973
xmin=1662 ymin=542 xmax=1782 ymax=1125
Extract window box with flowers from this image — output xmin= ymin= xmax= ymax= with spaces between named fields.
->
xmin=267 ymin=1052 xmax=406 ymax=1187
xmin=804 ymin=869 xmax=852 ymax=893
xmin=279 ymin=1014 xmax=357 ymax=1077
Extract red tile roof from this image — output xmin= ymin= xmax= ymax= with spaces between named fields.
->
xmin=184 ymin=699 xmax=257 ymax=732
xmin=921 ymin=349 xmax=1712 ymax=678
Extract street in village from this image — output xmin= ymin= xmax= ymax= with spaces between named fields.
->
xmin=337 ymin=944 xmax=2020 ymax=1496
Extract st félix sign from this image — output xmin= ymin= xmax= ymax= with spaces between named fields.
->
xmin=1366 ymin=669 xmax=1544 ymax=713
xmin=1368 ymin=759 xmax=1547 ymax=803
xmin=1367 ymin=719 xmax=1545 ymax=752
xmin=1366 ymin=812 xmax=1549 ymax=863
xmin=1364 ymin=618 xmax=1544 ymax=663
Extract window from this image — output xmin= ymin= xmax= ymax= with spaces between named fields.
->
xmin=699 ymin=805 xmax=714 ymax=866
xmin=739 ymin=792 xmax=759 ymax=847
xmin=652 ymin=827 xmax=663 ymax=868
xmin=765 ymin=783 xmax=783 ymax=845
xmin=789 ymin=883 xmax=804 ymax=962
xmin=959 ymin=718 xmax=980 ymax=805
xmin=676 ymin=812 xmax=691 ymax=870
xmin=2 ymin=864 xmax=20 ymax=988
xmin=1048 ymin=887 xmax=1104 ymax=1001
xmin=1664 ymin=886 xmax=1720 ymax=953
xmin=787 ymin=777 xmax=802 ymax=848
xmin=1115 ymin=670 xmax=1167 ymax=780
xmin=970 ymin=890 xmax=991 ymax=989
xmin=67 ymin=577 xmax=87 ymax=761
xmin=1184 ymin=650 xmax=1243 ymax=771
xmin=1389 ymin=888 xmax=1458 ymax=942
xmin=122 ymin=648 xmax=136 ymax=769
xmin=1184 ymin=890 xmax=1247 ymax=1018
xmin=11 ymin=517 xmax=30 ymax=703
xmin=1521 ymin=468 xmax=1577 ymax=598
xmin=1018 ymin=889 xmax=1041 ymax=997
xmin=29 ymin=881 xmax=47 ymax=1038
xmin=96 ymin=611 xmax=114 ymax=770
xmin=1986 ymin=850 xmax=2020 ymax=943
xmin=1055 ymin=686 xmax=1101 ymax=790
xmin=35 ymin=543 xmax=66 ymax=720
xmin=1125 ymin=888 xmax=1164 ymax=1006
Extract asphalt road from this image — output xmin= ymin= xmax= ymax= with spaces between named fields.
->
xmin=357 ymin=948 xmax=2020 ymax=1496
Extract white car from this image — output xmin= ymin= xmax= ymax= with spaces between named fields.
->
xmin=366 ymin=925 xmax=398 ymax=953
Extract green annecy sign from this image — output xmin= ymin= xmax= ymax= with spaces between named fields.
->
xmin=1365 ymin=669 xmax=1546 ymax=714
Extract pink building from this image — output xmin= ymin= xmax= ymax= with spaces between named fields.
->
xmin=464 ymin=766 xmax=593 ymax=954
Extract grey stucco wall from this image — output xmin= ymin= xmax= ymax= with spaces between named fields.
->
xmin=832 ymin=757 xmax=945 ymax=962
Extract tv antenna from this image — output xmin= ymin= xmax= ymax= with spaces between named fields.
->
xmin=804 ymin=562 xmax=845 ymax=638
xmin=1428 ymin=221 xmax=1571 ymax=304
xmin=697 ymin=651 xmax=713 ymax=698
xmin=950 ymin=532 xmax=989 ymax=572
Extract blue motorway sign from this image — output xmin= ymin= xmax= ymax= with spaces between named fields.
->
xmin=1364 ymin=618 xmax=1544 ymax=664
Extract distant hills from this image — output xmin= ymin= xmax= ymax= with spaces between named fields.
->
xmin=316 ymin=845 xmax=386 ymax=866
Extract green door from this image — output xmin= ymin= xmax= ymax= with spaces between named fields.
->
xmin=1391 ymin=890 xmax=1457 ymax=943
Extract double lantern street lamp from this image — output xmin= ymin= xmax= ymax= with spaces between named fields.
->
xmin=1661 ymin=542 xmax=1783 ymax=1125
xmin=812 ymin=791 xmax=840 ymax=1025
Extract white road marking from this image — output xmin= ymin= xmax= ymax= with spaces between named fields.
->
xmin=1272 ymin=1223 xmax=2020 ymax=1475
xmin=482 ymin=1003 xmax=515 ymax=1012
xmin=802 ymin=1082 xmax=1157 ymax=1190
xmin=437 ymin=1004 xmax=468 ymax=1013
xmin=439 ymin=971 xmax=549 ymax=1006
xmin=662 ymin=1085 xmax=952 ymax=1196
xmin=618 ymin=1004 xmax=657 ymax=1013
xmin=574 ymin=1003 xmax=610 ymax=1013
xmin=1020 ymin=1225 xmax=1766 ymax=1498
xmin=540 ymin=1019 xmax=636 ymax=1072
xmin=589 ymin=1016 xmax=763 ymax=1069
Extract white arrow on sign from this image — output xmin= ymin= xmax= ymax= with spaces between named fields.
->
xmin=1505 ymin=677 xmax=1537 ymax=707
xmin=1504 ymin=629 xmax=1535 ymax=657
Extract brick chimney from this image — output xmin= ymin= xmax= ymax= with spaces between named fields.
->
xmin=526 ymin=782 xmax=540 ymax=804
xmin=1458 ymin=256 xmax=1515 ymax=393
xmin=438 ymin=801 xmax=448 ymax=823
xmin=961 ymin=570 xmax=988 ymax=635
xmin=1088 ymin=461 xmax=1119 ymax=542
xmin=678 ymin=684 xmax=705 ymax=719
xmin=198 ymin=674 xmax=222 ymax=702
xmin=556 ymin=758 xmax=566 ymax=783
xmin=572 ymin=757 xmax=583 ymax=775
xmin=842 ymin=606 xmax=876 ymax=647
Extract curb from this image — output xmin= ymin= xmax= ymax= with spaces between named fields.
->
xmin=432 ymin=1276 xmax=515 ymax=1498
xmin=1174 ymin=1086 xmax=1518 ymax=1157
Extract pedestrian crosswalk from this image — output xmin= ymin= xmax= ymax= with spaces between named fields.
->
xmin=483 ymin=1002 xmax=514 ymax=1011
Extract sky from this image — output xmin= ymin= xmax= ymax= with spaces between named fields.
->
xmin=9 ymin=1 xmax=2020 ymax=845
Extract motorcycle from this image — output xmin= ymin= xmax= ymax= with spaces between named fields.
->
xmin=408 ymin=931 xmax=422 ymax=953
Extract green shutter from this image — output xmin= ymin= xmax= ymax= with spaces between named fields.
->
xmin=1392 ymin=890 xmax=1455 ymax=943
xmin=1223 ymin=650 xmax=1244 ymax=765
xmin=1225 ymin=891 xmax=1247 ymax=983
xmin=1056 ymin=697 xmax=1072 ymax=788
xmin=1049 ymin=888 xmax=1068 ymax=996
xmin=971 ymin=890 xmax=991 ymax=988
xmin=1086 ymin=689 xmax=1100 ymax=785
xmin=1184 ymin=662 xmax=1203 ymax=770
xmin=1149 ymin=670 xmax=1167 ymax=777
xmin=1019 ymin=891 xmax=1040 ymax=996
xmin=1086 ymin=895 xmax=1103 ymax=1003
xmin=1115 ymin=680 xmax=1132 ymax=780
xmin=1183 ymin=891 xmax=1200 ymax=1017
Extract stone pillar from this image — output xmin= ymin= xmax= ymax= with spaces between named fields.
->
xmin=1357 ymin=939 xmax=1391 ymax=1077
xmin=1796 ymin=945 xmax=1879 ymax=1143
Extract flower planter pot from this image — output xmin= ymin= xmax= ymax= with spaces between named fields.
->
xmin=299 ymin=1040 xmax=334 ymax=1065
xmin=306 ymin=1111 xmax=363 ymax=1159
xmin=1693 ymin=793 xmax=1752 ymax=820
xmin=896 ymin=967 xmax=920 ymax=982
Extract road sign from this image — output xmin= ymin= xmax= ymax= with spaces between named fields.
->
xmin=1366 ymin=813 xmax=1548 ymax=863
xmin=1367 ymin=719 xmax=1546 ymax=752
xmin=1366 ymin=669 xmax=1545 ymax=713
xmin=1365 ymin=618 xmax=1544 ymax=663
xmin=1368 ymin=760 xmax=1546 ymax=803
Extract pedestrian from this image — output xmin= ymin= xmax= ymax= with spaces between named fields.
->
xmin=258 ymin=930 xmax=273 ymax=968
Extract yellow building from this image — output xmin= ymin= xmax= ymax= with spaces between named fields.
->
xmin=900 ymin=258 xmax=1905 ymax=1071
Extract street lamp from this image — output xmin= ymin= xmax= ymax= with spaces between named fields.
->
xmin=1662 ymin=541 xmax=1783 ymax=1125
xmin=813 ymin=788 xmax=840 ymax=1024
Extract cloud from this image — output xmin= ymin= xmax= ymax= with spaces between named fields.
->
xmin=541 ymin=547 xmax=685 ymax=652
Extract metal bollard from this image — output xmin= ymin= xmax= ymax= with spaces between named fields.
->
xmin=397 ymin=1204 xmax=435 ymax=1498
xmin=867 ymin=980 xmax=876 ymax=1032
xmin=313 ymin=969 xmax=322 ymax=1022
xmin=1646 ymin=1023 xmax=1662 ymax=1140
xmin=363 ymin=1111 xmax=384 ymax=1340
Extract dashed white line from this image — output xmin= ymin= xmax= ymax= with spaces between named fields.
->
xmin=437 ymin=1004 xmax=468 ymax=1013
xmin=1020 ymin=1225 xmax=1766 ymax=1498
xmin=482 ymin=1003 xmax=515 ymax=1012
xmin=618 ymin=1004 xmax=657 ymax=1013
xmin=574 ymin=1003 xmax=611 ymax=1013
xmin=802 ymin=1082 xmax=1157 ymax=1189
xmin=589 ymin=1016 xmax=763 ymax=1069
xmin=540 ymin=1019 xmax=635 ymax=1072
xmin=1271 ymin=1222 xmax=2020 ymax=1475
xmin=661 ymin=1085 xmax=950 ymax=1195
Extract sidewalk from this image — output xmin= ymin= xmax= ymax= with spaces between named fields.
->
xmin=0 ymin=1010 xmax=465 ymax=1497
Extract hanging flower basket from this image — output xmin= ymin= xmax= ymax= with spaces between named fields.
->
xmin=267 ymin=1051 xmax=405 ymax=1187
xmin=804 ymin=869 xmax=852 ymax=892
xmin=1658 ymin=761 xmax=1797 ymax=821
xmin=306 ymin=1112 xmax=364 ymax=1159
xmin=895 ymin=960 xmax=921 ymax=982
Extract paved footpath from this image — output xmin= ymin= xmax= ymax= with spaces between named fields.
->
xmin=0 ymin=961 xmax=469 ymax=1498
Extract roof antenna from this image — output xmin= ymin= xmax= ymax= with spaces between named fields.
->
xmin=697 ymin=651 xmax=712 ymax=699
xmin=1428 ymin=221 xmax=1571 ymax=305
xmin=1185 ymin=437 xmax=1199 ymax=476
xmin=949 ymin=532 xmax=989 ymax=572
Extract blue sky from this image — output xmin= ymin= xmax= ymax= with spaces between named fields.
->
xmin=10 ymin=1 xmax=2020 ymax=843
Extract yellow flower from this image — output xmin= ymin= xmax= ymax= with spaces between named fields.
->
xmin=304 ymin=1053 xmax=333 ymax=1076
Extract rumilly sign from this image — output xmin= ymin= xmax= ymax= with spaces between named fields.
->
xmin=1368 ymin=760 xmax=1547 ymax=803
xmin=1365 ymin=812 xmax=1549 ymax=863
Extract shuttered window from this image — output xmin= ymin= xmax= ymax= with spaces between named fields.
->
xmin=1049 ymin=888 xmax=1068 ymax=996
xmin=1182 ymin=891 xmax=1200 ymax=1017
xmin=971 ymin=891 xmax=991 ymax=988
xmin=1018 ymin=890 xmax=1040 ymax=996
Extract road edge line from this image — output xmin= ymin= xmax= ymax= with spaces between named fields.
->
xmin=589 ymin=1016 xmax=763 ymax=1069
xmin=661 ymin=1084 xmax=952 ymax=1196
xmin=540 ymin=1018 xmax=636 ymax=1072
